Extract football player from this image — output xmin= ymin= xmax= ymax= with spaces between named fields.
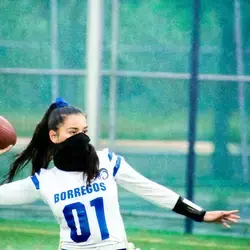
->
xmin=0 ymin=98 xmax=240 ymax=250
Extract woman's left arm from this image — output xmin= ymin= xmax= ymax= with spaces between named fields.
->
xmin=114 ymin=154 xmax=239 ymax=227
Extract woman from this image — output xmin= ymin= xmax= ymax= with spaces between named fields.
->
xmin=0 ymin=98 xmax=239 ymax=250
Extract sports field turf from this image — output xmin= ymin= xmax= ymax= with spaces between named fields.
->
xmin=0 ymin=219 xmax=249 ymax=250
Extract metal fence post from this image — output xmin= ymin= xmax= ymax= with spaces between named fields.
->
xmin=85 ymin=0 xmax=104 ymax=147
xmin=109 ymin=0 xmax=119 ymax=145
xmin=50 ymin=0 xmax=59 ymax=102
xmin=185 ymin=0 xmax=201 ymax=234
xmin=234 ymin=0 xmax=249 ymax=184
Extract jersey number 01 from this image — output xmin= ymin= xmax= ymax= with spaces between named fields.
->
xmin=63 ymin=197 xmax=110 ymax=242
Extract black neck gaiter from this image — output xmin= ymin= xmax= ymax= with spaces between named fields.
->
xmin=53 ymin=133 xmax=91 ymax=172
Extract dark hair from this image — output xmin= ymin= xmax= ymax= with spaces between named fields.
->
xmin=1 ymin=103 xmax=99 ymax=185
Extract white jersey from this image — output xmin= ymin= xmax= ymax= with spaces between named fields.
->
xmin=0 ymin=149 xmax=179 ymax=249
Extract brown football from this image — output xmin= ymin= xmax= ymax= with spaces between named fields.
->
xmin=0 ymin=116 xmax=17 ymax=149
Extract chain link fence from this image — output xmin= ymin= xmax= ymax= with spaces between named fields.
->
xmin=1 ymin=0 xmax=250 ymax=237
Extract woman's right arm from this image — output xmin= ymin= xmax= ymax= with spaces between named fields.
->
xmin=0 ymin=145 xmax=40 ymax=205
xmin=0 ymin=177 xmax=40 ymax=205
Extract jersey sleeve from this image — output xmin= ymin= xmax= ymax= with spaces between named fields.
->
xmin=112 ymin=151 xmax=180 ymax=210
xmin=0 ymin=176 xmax=41 ymax=205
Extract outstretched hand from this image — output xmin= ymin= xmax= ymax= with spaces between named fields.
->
xmin=203 ymin=210 xmax=240 ymax=228
xmin=0 ymin=145 xmax=13 ymax=155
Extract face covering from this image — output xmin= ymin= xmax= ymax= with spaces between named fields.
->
xmin=53 ymin=133 xmax=91 ymax=172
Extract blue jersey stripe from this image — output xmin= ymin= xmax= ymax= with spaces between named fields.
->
xmin=108 ymin=149 xmax=113 ymax=161
xmin=30 ymin=175 xmax=40 ymax=190
xmin=113 ymin=156 xmax=121 ymax=177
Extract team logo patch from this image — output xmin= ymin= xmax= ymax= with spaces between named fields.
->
xmin=98 ymin=168 xmax=109 ymax=180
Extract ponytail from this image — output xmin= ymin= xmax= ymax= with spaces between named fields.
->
xmin=85 ymin=144 xmax=99 ymax=185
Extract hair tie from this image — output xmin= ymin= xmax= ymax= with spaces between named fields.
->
xmin=55 ymin=97 xmax=68 ymax=108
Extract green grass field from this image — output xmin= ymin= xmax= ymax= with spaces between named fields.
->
xmin=0 ymin=219 xmax=249 ymax=250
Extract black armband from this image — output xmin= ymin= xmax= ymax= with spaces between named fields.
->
xmin=172 ymin=196 xmax=206 ymax=222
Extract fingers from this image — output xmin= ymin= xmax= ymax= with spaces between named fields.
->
xmin=221 ymin=212 xmax=240 ymax=225
xmin=223 ymin=210 xmax=239 ymax=215
xmin=223 ymin=212 xmax=240 ymax=224
xmin=205 ymin=210 xmax=240 ymax=228
xmin=0 ymin=145 xmax=13 ymax=154
xmin=227 ymin=214 xmax=240 ymax=220
xmin=6 ymin=145 xmax=13 ymax=151
xmin=229 ymin=214 xmax=240 ymax=219
xmin=221 ymin=214 xmax=240 ymax=228
xmin=224 ymin=217 xmax=239 ymax=223
xmin=222 ymin=221 xmax=231 ymax=228
xmin=221 ymin=218 xmax=231 ymax=228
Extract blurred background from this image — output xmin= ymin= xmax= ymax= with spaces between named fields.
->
xmin=0 ymin=0 xmax=250 ymax=239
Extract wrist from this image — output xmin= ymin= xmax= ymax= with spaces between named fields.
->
xmin=172 ymin=196 xmax=206 ymax=222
